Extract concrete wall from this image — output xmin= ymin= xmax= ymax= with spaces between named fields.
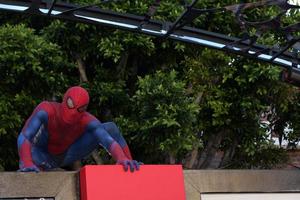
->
xmin=0 ymin=171 xmax=79 ymax=200
xmin=184 ymin=170 xmax=300 ymax=200
xmin=1 ymin=170 xmax=300 ymax=200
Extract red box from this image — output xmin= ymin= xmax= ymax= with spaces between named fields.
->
xmin=80 ymin=165 xmax=186 ymax=200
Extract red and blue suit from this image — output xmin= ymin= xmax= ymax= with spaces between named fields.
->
xmin=17 ymin=86 xmax=140 ymax=172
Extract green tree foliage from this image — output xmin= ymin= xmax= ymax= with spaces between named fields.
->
xmin=0 ymin=0 xmax=299 ymax=170
xmin=0 ymin=24 xmax=74 ymax=170
xmin=181 ymin=46 xmax=289 ymax=168
xmin=116 ymin=70 xmax=200 ymax=164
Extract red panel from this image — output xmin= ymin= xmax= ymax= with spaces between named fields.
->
xmin=80 ymin=165 xmax=186 ymax=200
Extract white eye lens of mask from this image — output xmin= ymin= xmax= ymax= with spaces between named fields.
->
xmin=67 ymin=97 xmax=75 ymax=109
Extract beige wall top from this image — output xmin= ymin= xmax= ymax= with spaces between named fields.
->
xmin=0 ymin=171 xmax=79 ymax=200
xmin=184 ymin=170 xmax=300 ymax=200
xmin=0 ymin=170 xmax=299 ymax=200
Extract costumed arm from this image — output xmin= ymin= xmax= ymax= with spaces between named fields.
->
xmin=17 ymin=110 xmax=48 ymax=172
xmin=92 ymin=124 xmax=141 ymax=172
xmin=122 ymin=144 xmax=133 ymax=160
xmin=102 ymin=121 xmax=133 ymax=160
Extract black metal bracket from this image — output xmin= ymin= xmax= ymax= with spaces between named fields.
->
xmin=0 ymin=0 xmax=299 ymax=73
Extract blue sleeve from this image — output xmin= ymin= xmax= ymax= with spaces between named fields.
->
xmin=17 ymin=110 xmax=48 ymax=169
xmin=21 ymin=110 xmax=48 ymax=142
xmin=86 ymin=121 xmax=115 ymax=151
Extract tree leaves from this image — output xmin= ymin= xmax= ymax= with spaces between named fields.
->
xmin=116 ymin=70 xmax=200 ymax=163
xmin=1 ymin=0 xmax=299 ymax=170
xmin=0 ymin=24 xmax=72 ymax=170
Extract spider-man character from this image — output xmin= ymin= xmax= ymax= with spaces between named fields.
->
xmin=17 ymin=86 xmax=140 ymax=172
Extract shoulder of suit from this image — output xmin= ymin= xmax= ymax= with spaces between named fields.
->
xmin=35 ymin=101 xmax=56 ymax=116
xmin=80 ymin=112 xmax=101 ymax=130
xmin=82 ymin=112 xmax=98 ymax=123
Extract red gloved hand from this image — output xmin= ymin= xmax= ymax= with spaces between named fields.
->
xmin=116 ymin=159 xmax=142 ymax=172
xmin=109 ymin=141 xmax=142 ymax=172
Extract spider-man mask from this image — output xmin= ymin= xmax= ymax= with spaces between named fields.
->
xmin=61 ymin=86 xmax=89 ymax=124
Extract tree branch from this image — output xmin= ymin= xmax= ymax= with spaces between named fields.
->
xmin=75 ymin=53 xmax=88 ymax=82
xmin=197 ymin=129 xmax=227 ymax=169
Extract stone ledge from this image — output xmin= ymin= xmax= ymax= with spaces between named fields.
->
xmin=184 ymin=170 xmax=300 ymax=200
xmin=1 ymin=170 xmax=299 ymax=200
xmin=0 ymin=171 xmax=78 ymax=200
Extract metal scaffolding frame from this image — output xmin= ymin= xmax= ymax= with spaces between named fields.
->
xmin=1 ymin=0 xmax=300 ymax=84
